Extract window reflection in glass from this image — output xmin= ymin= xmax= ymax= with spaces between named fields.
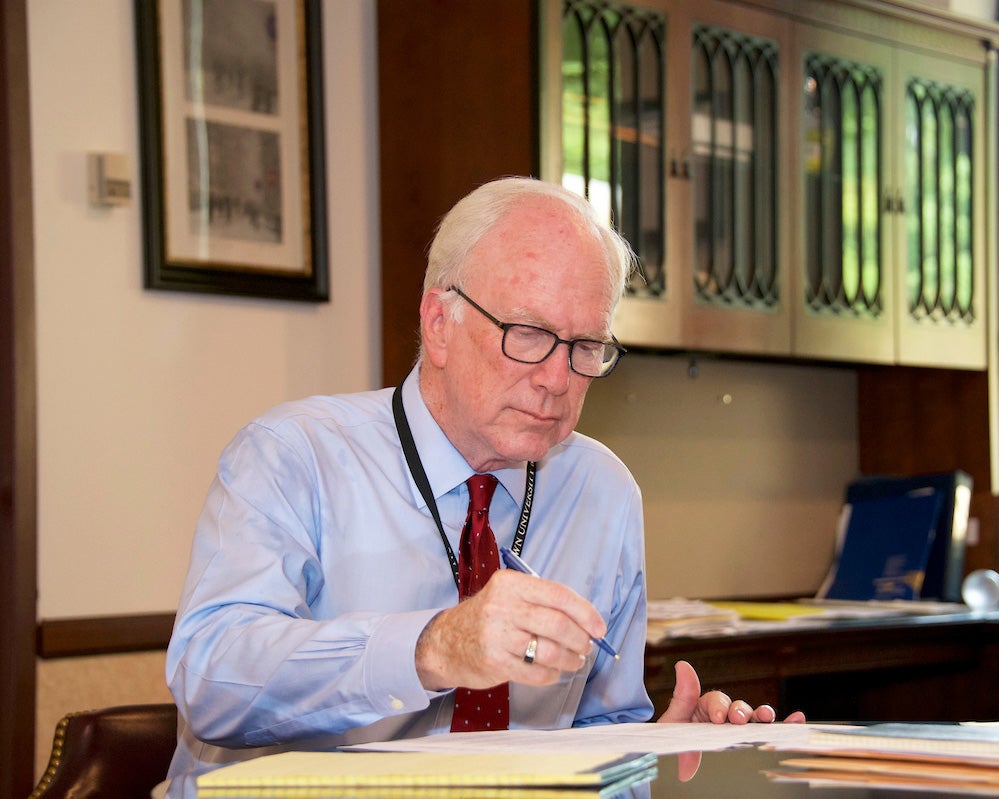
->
xmin=904 ymin=79 xmax=975 ymax=324
xmin=803 ymin=53 xmax=882 ymax=318
xmin=691 ymin=26 xmax=779 ymax=309
xmin=561 ymin=0 xmax=666 ymax=295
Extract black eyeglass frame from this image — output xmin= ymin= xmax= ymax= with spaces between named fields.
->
xmin=448 ymin=286 xmax=626 ymax=378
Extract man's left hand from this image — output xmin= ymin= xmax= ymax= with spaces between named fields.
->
xmin=656 ymin=660 xmax=807 ymax=724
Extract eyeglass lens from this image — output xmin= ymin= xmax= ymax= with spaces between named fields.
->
xmin=501 ymin=325 xmax=618 ymax=377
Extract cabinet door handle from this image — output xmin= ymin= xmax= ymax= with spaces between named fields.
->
xmin=669 ymin=153 xmax=692 ymax=180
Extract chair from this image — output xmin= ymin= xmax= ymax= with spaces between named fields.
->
xmin=30 ymin=703 xmax=177 ymax=799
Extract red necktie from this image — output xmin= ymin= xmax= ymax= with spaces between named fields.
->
xmin=450 ymin=474 xmax=510 ymax=732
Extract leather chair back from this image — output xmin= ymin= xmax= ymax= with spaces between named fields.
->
xmin=30 ymin=703 xmax=177 ymax=799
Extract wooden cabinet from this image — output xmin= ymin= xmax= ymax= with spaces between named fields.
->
xmin=544 ymin=0 xmax=795 ymax=356
xmin=541 ymin=0 xmax=994 ymax=370
xmin=646 ymin=614 xmax=999 ymax=722
xmin=791 ymin=16 xmax=988 ymax=369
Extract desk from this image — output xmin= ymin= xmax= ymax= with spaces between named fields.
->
xmin=652 ymin=746 xmax=985 ymax=798
xmin=645 ymin=611 xmax=999 ymax=722
xmin=181 ymin=747 xmax=989 ymax=799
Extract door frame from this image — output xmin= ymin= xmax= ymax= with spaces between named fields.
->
xmin=1 ymin=0 xmax=39 ymax=795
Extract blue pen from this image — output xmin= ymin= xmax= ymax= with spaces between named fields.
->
xmin=499 ymin=546 xmax=620 ymax=661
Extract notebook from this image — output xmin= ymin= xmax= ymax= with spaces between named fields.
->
xmin=196 ymin=751 xmax=659 ymax=795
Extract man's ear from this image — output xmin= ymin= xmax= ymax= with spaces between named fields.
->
xmin=420 ymin=288 xmax=450 ymax=367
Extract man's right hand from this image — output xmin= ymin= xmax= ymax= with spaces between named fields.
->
xmin=414 ymin=569 xmax=604 ymax=691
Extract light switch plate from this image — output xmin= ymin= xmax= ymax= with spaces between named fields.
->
xmin=87 ymin=152 xmax=131 ymax=207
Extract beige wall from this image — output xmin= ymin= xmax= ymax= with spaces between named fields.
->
xmin=28 ymin=0 xmax=381 ymax=619
xmin=579 ymin=354 xmax=857 ymax=600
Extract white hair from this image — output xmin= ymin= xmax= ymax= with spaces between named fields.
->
xmin=423 ymin=176 xmax=635 ymax=306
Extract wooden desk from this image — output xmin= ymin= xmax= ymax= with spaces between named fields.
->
xmin=645 ymin=612 xmax=999 ymax=722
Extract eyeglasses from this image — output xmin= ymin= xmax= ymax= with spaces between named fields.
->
xmin=448 ymin=286 xmax=626 ymax=378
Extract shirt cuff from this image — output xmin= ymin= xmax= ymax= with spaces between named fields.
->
xmin=363 ymin=607 xmax=448 ymax=715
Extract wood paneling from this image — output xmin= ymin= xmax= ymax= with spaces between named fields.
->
xmin=858 ymin=366 xmax=997 ymax=574
xmin=377 ymin=0 xmax=539 ymax=387
xmin=37 ymin=614 xmax=176 ymax=659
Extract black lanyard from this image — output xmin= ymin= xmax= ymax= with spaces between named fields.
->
xmin=391 ymin=379 xmax=536 ymax=590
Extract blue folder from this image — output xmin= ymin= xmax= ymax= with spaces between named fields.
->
xmin=821 ymin=488 xmax=943 ymax=601
xmin=844 ymin=471 xmax=972 ymax=601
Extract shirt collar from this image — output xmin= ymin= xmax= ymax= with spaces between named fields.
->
xmin=399 ymin=363 xmax=527 ymax=509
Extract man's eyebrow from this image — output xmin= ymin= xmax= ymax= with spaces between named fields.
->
xmin=507 ymin=304 xmax=610 ymax=340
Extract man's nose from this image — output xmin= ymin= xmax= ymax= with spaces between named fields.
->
xmin=531 ymin=341 xmax=573 ymax=393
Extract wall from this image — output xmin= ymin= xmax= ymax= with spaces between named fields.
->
xmin=28 ymin=0 xmax=381 ymax=619
xmin=28 ymin=0 xmax=380 ymax=777
xmin=579 ymin=354 xmax=858 ymax=600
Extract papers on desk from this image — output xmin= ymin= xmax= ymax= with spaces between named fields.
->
xmin=645 ymin=596 xmax=972 ymax=642
xmin=196 ymin=751 xmax=658 ymax=798
xmin=767 ymin=722 xmax=999 ymax=794
xmin=803 ymin=722 xmax=999 ymax=762
xmin=646 ymin=598 xmax=742 ymax=641
xmin=344 ymin=722 xmax=814 ymax=755
xmin=197 ymin=723 xmax=999 ymax=797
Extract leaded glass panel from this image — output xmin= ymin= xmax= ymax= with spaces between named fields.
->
xmin=691 ymin=25 xmax=779 ymax=309
xmin=802 ymin=53 xmax=883 ymax=317
xmin=904 ymin=78 xmax=975 ymax=324
xmin=561 ymin=0 xmax=666 ymax=294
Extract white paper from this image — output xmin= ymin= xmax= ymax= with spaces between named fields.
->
xmin=342 ymin=722 xmax=817 ymax=755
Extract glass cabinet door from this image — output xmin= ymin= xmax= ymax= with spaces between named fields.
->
xmin=802 ymin=54 xmax=883 ymax=324
xmin=663 ymin=2 xmax=793 ymax=354
xmin=791 ymin=24 xmax=896 ymax=363
xmin=556 ymin=0 xmax=679 ymax=346
xmin=690 ymin=24 xmax=779 ymax=314
xmin=893 ymin=50 xmax=985 ymax=369
xmin=545 ymin=0 xmax=793 ymax=355
xmin=543 ymin=0 xmax=988 ymax=369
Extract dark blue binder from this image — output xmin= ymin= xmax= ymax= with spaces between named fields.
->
xmin=821 ymin=488 xmax=943 ymax=601
xmin=844 ymin=471 xmax=972 ymax=601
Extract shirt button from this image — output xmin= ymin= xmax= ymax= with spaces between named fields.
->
xmin=389 ymin=696 xmax=405 ymax=710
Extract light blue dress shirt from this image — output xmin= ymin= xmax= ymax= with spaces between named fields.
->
xmin=165 ymin=366 xmax=653 ymax=784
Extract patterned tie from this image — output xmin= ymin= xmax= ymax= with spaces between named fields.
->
xmin=450 ymin=474 xmax=510 ymax=732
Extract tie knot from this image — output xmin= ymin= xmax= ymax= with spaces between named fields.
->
xmin=466 ymin=474 xmax=498 ymax=513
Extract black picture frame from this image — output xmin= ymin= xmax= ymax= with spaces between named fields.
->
xmin=135 ymin=0 xmax=328 ymax=302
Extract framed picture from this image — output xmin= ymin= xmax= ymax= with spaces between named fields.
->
xmin=135 ymin=0 xmax=328 ymax=301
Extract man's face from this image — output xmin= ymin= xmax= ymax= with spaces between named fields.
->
xmin=430 ymin=198 xmax=617 ymax=472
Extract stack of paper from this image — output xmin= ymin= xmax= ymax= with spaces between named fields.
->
xmin=196 ymin=751 xmax=659 ymax=798
xmin=769 ymin=722 xmax=999 ymax=794
xmin=645 ymin=598 xmax=741 ymax=641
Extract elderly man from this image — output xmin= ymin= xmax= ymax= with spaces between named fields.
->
xmin=165 ymin=177 xmax=801 ymax=790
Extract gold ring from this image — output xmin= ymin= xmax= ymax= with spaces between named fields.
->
xmin=523 ymin=637 xmax=538 ymax=664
